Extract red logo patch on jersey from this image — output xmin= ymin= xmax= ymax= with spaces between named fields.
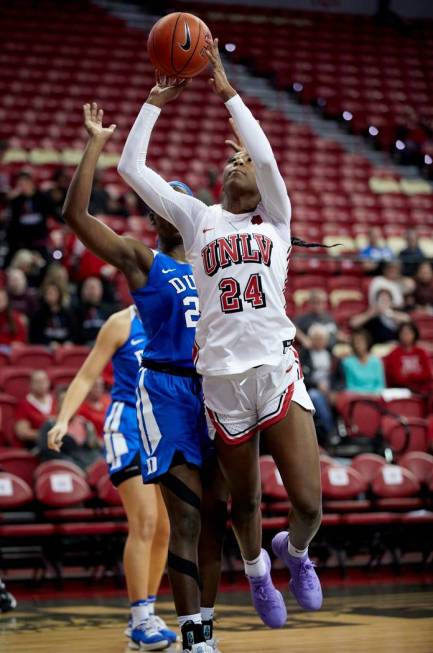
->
xmin=251 ymin=215 xmax=263 ymax=225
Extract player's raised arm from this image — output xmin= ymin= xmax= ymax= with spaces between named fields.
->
xmin=117 ymin=78 xmax=207 ymax=250
xmin=205 ymin=38 xmax=291 ymax=232
xmin=63 ymin=103 xmax=153 ymax=285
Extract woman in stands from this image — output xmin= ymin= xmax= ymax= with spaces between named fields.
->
xmin=48 ymin=306 xmax=175 ymax=650
xmin=53 ymin=102 xmax=226 ymax=653
xmin=118 ymin=39 xmax=323 ymax=628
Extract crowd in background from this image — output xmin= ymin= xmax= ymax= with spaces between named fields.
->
xmin=1 ymin=164 xmax=433 ymax=459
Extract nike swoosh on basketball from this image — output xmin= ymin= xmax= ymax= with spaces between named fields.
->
xmin=180 ymin=22 xmax=191 ymax=51
xmin=131 ymin=338 xmax=144 ymax=346
xmin=203 ymin=227 xmax=214 ymax=233
xmin=162 ymin=268 xmax=176 ymax=273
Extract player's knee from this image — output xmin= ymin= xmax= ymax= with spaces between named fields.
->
xmin=129 ymin=508 xmax=158 ymax=542
xmin=231 ymin=492 xmax=261 ymax=520
xmin=292 ymin=495 xmax=322 ymax=525
xmin=170 ymin=505 xmax=201 ymax=543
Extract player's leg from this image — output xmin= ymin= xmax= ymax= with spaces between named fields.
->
xmin=263 ymin=399 xmax=323 ymax=611
xmin=199 ymin=456 xmax=228 ymax=649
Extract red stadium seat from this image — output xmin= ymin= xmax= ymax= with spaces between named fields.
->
xmin=86 ymin=457 xmax=108 ymax=488
xmin=321 ymin=465 xmax=368 ymax=500
xmin=0 ymin=368 xmax=33 ymax=399
xmin=334 ymin=393 xmax=383 ymax=438
xmin=35 ymin=470 xmax=92 ymax=507
xmin=381 ymin=416 xmax=428 ymax=455
xmin=399 ymin=452 xmax=433 ymax=485
xmin=96 ymin=474 xmax=123 ymax=507
xmin=0 ymin=393 xmax=17 ymax=446
xmin=48 ymin=368 xmax=79 ymax=388
xmin=55 ymin=346 xmax=90 ymax=370
xmin=34 ymin=459 xmax=86 ymax=480
xmin=0 ymin=472 xmax=33 ymax=509
xmin=383 ymin=397 xmax=426 ymax=420
xmin=0 ymin=449 xmax=39 ymax=485
xmin=10 ymin=346 xmax=54 ymax=369
xmin=351 ymin=453 xmax=386 ymax=484
xmin=371 ymin=465 xmax=421 ymax=499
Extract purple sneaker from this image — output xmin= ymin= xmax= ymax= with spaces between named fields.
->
xmin=246 ymin=549 xmax=287 ymax=628
xmin=272 ymin=531 xmax=323 ymax=611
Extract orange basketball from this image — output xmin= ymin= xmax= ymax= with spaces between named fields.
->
xmin=147 ymin=12 xmax=212 ymax=78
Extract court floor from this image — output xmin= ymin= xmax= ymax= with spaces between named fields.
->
xmin=1 ymin=584 xmax=432 ymax=653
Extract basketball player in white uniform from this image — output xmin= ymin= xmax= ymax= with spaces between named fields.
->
xmin=118 ymin=38 xmax=323 ymax=628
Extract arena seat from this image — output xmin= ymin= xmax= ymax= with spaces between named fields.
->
xmin=0 ymin=393 xmax=17 ymax=446
xmin=351 ymin=453 xmax=386 ymax=484
xmin=383 ymin=397 xmax=426 ymax=420
xmin=96 ymin=474 xmax=123 ymax=507
xmin=86 ymin=458 xmax=108 ymax=488
xmin=10 ymin=346 xmax=54 ymax=369
xmin=321 ymin=465 xmax=368 ymax=501
xmin=381 ymin=416 xmax=428 ymax=456
xmin=399 ymin=451 xmax=433 ymax=486
xmin=259 ymin=457 xmax=287 ymax=501
xmin=0 ymin=368 xmax=33 ymax=399
xmin=0 ymin=471 xmax=33 ymax=509
xmin=334 ymin=393 xmax=383 ymax=438
xmin=55 ymin=346 xmax=90 ymax=370
xmin=371 ymin=465 xmax=422 ymax=511
xmin=0 ymin=449 xmax=39 ymax=485
xmin=48 ymin=367 xmax=80 ymax=388
xmin=35 ymin=470 xmax=92 ymax=507
xmin=34 ymin=460 xmax=86 ymax=480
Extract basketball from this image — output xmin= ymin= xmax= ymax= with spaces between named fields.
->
xmin=147 ymin=12 xmax=212 ymax=78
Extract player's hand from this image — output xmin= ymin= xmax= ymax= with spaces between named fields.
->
xmin=47 ymin=422 xmax=68 ymax=452
xmin=204 ymin=37 xmax=236 ymax=102
xmin=83 ymin=102 xmax=117 ymax=144
xmin=147 ymin=75 xmax=190 ymax=108
xmin=225 ymin=117 xmax=247 ymax=153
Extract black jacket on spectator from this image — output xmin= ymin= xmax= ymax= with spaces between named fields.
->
xmin=6 ymin=191 xmax=56 ymax=262
xmin=299 ymin=348 xmax=345 ymax=391
xmin=75 ymin=302 xmax=113 ymax=345
xmin=29 ymin=303 xmax=77 ymax=345
xmin=398 ymin=246 xmax=425 ymax=277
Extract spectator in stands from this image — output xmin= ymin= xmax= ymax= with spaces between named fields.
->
xmin=46 ymin=168 xmax=70 ymax=219
xmin=5 ymin=171 xmax=56 ymax=264
xmin=398 ymin=229 xmax=426 ymax=277
xmin=299 ymin=324 xmax=343 ymax=445
xmin=89 ymin=170 xmax=109 ymax=215
xmin=29 ymin=280 xmax=77 ymax=347
xmin=0 ymin=287 xmax=27 ymax=347
xmin=341 ymin=329 xmax=385 ymax=394
xmin=15 ymin=370 xmax=54 ymax=448
xmin=6 ymin=268 xmax=38 ymax=316
xmin=368 ymin=260 xmax=414 ymax=309
xmin=75 ymin=276 xmax=114 ymax=345
xmin=77 ymin=376 xmax=110 ymax=439
xmin=8 ymin=249 xmax=46 ymax=288
xmin=295 ymin=289 xmax=339 ymax=349
xmin=414 ymin=261 xmax=433 ymax=309
xmin=42 ymin=263 xmax=72 ymax=307
xmin=359 ymin=227 xmax=394 ymax=272
xmin=350 ymin=288 xmax=410 ymax=344
xmin=384 ymin=322 xmax=433 ymax=395
xmin=39 ymin=386 xmax=103 ymax=470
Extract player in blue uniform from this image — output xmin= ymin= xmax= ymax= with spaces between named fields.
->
xmin=58 ymin=101 xmax=226 ymax=653
xmin=48 ymin=305 xmax=176 ymax=650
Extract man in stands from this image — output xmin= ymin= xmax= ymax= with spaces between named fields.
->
xmin=359 ymin=226 xmax=394 ymax=273
xmin=15 ymin=370 xmax=55 ymax=448
xmin=398 ymin=229 xmax=426 ymax=277
xmin=75 ymin=276 xmax=115 ymax=345
xmin=295 ymin=289 xmax=340 ymax=349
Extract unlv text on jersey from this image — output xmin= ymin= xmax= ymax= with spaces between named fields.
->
xmin=201 ymin=232 xmax=274 ymax=276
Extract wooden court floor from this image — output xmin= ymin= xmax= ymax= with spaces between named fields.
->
xmin=1 ymin=585 xmax=432 ymax=653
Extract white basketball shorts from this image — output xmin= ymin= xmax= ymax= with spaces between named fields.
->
xmin=203 ymin=346 xmax=314 ymax=446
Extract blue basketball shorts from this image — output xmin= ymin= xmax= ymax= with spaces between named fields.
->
xmin=135 ymin=368 xmax=211 ymax=483
xmin=103 ymin=401 xmax=142 ymax=484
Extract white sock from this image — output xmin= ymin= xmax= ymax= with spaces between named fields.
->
xmin=147 ymin=595 xmax=156 ymax=616
xmin=200 ymin=607 xmax=214 ymax=622
xmin=131 ymin=600 xmax=149 ymax=628
xmin=288 ymin=536 xmax=308 ymax=558
xmin=178 ymin=612 xmax=202 ymax=629
xmin=243 ymin=551 xmax=267 ymax=578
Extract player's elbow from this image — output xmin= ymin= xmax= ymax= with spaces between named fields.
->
xmin=117 ymin=155 xmax=134 ymax=183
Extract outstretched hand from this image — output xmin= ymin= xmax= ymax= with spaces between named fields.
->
xmin=83 ymin=102 xmax=117 ymax=144
xmin=47 ymin=422 xmax=68 ymax=453
xmin=147 ymin=74 xmax=190 ymax=108
xmin=204 ymin=37 xmax=236 ymax=102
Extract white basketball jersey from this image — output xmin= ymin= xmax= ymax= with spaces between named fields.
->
xmin=187 ymin=203 xmax=296 ymax=376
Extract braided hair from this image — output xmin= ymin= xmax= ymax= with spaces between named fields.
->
xmin=291 ymin=236 xmax=340 ymax=249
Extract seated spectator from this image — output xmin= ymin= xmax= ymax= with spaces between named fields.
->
xmin=299 ymin=324 xmax=343 ymax=445
xmin=295 ymin=289 xmax=340 ymax=349
xmin=360 ymin=227 xmax=394 ymax=272
xmin=342 ymin=330 xmax=385 ymax=394
xmin=384 ymin=322 xmax=433 ymax=395
xmin=6 ymin=268 xmax=38 ymax=316
xmin=8 ymin=248 xmax=46 ymax=288
xmin=39 ymin=387 xmax=103 ymax=471
xmin=350 ymin=288 xmax=410 ymax=344
xmin=15 ymin=370 xmax=55 ymax=448
xmin=77 ymin=377 xmax=110 ymax=439
xmin=45 ymin=168 xmax=70 ymax=219
xmin=414 ymin=261 xmax=433 ymax=309
xmin=75 ymin=277 xmax=114 ymax=345
xmin=29 ymin=280 xmax=77 ymax=346
xmin=368 ymin=260 xmax=414 ymax=309
xmin=5 ymin=171 xmax=57 ymax=264
xmin=0 ymin=287 xmax=27 ymax=347
xmin=42 ymin=263 xmax=71 ymax=306
xmin=399 ymin=229 xmax=426 ymax=277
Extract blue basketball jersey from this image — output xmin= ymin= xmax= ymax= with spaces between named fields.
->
xmin=131 ymin=252 xmax=199 ymax=369
xmin=111 ymin=306 xmax=147 ymax=405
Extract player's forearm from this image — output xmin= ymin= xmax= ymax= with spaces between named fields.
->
xmin=118 ymin=102 xmax=160 ymax=184
xmin=225 ymin=94 xmax=275 ymax=168
xmin=63 ymin=139 xmax=102 ymax=226
xmin=55 ymin=374 xmax=94 ymax=425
